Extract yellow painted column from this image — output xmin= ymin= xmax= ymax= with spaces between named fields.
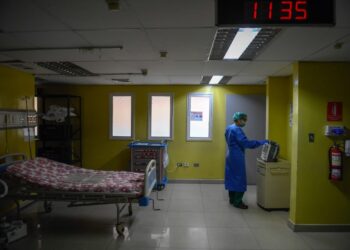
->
xmin=290 ymin=62 xmax=350 ymax=226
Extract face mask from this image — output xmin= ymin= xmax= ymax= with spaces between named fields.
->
xmin=239 ymin=121 xmax=246 ymax=127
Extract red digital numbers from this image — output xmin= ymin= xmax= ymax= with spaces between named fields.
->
xmin=253 ymin=1 xmax=258 ymax=19
xmin=280 ymin=1 xmax=293 ymax=20
xmin=281 ymin=0 xmax=307 ymax=20
xmin=252 ymin=0 xmax=308 ymax=21
xmin=295 ymin=1 xmax=307 ymax=20
xmin=269 ymin=2 xmax=273 ymax=19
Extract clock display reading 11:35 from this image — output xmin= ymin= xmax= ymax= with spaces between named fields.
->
xmin=216 ymin=0 xmax=335 ymax=26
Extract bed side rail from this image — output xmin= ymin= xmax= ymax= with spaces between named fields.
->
xmin=0 ymin=153 xmax=27 ymax=172
xmin=143 ymin=159 xmax=157 ymax=197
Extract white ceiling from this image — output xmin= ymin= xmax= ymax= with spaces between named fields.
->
xmin=0 ymin=0 xmax=349 ymax=85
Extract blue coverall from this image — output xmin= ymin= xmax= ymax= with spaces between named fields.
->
xmin=225 ymin=124 xmax=266 ymax=193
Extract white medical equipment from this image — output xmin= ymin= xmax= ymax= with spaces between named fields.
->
xmin=260 ymin=141 xmax=279 ymax=162
xmin=256 ymin=158 xmax=291 ymax=210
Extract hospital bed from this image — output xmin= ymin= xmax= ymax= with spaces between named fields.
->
xmin=0 ymin=153 xmax=158 ymax=235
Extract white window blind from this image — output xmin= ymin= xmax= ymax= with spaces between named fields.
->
xmin=110 ymin=94 xmax=134 ymax=139
xmin=149 ymin=94 xmax=173 ymax=139
xmin=187 ymin=93 xmax=213 ymax=140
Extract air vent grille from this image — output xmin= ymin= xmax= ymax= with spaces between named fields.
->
xmin=240 ymin=28 xmax=281 ymax=60
xmin=37 ymin=62 xmax=97 ymax=76
xmin=209 ymin=28 xmax=281 ymax=60
xmin=209 ymin=29 xmax=238 ymax=60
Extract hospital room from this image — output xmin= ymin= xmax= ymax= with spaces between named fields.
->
xmin=0 ymin=0 xmax=350 ymax=249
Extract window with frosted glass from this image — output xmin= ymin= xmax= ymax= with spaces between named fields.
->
xmin=110 ymin=94 xmax=134 ymax=139
xmin=149 ymin=94 xmax=173 ymax=139
xmin=187 ymin=93 xmax=213 ymax=140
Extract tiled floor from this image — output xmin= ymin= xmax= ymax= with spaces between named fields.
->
xmin=7 ymin=184 xmax=350 ymax=250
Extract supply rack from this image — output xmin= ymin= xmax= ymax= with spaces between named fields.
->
xmin=129 ymin=141 xmax=168 ymax=190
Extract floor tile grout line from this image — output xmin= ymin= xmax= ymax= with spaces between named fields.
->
xmin=200 ymin=183 xmax=213 ymax=250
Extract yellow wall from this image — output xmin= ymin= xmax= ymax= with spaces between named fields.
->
xmin=0 ymin=65 xmax=36 ymax=214
xmin=290 ymin=62 xmax=350 ymax=224
xmin=0 ymin=65 xmax=36 ymax=157
xmin=266 ymin=76 xmax=292 ymax=160
xmin=38 ymin=84 xmax=266 ymax=180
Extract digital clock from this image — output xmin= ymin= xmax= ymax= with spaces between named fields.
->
xmin=216 ymin=0 xmax=335 ymax=26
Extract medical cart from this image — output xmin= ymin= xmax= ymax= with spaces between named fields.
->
xmin=129 ymin=141 xmax=168 ymax=189
xmin=256 ymin=158 xmax=291 ymax=210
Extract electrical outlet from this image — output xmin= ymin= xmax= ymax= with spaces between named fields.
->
xmin=193 ymin=163 xmax=200 ymax=167
xmin=183 ymin=162 xmax=189 ymax=167
xmin=176 ymin=162 xmax=183 ymax=167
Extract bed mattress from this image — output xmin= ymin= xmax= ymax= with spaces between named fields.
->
xmin=6 ymin=158 xmax=145 ymax=194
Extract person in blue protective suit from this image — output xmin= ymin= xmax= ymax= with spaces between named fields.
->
xmin=225 ymin=112 xmax=269 ymax=209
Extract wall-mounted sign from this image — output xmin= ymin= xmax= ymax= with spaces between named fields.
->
xmin=327 ymin=102 xmax=342 ymax=121
xmin=216 ymin=0 xmax=335 ymax=27
xmin=190 ymin=111 xmax=203 ymax=121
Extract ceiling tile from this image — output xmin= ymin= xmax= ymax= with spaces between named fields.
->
xmin=128 ymin=0 xmax=214 ymax=28
xmin=152 ymin=61 xmax=205 ymax=75
xmin=0 ymin=0 xmax=67 ymax=32
xmin=239 ymin=61 xmax=291 ymax=76
xmin=168 ymin=76 xmax=203 ymax=84
xmin=12 ymin=31 xmax=91 ymax=48
xmin=271 ymin=64 xmax=293 ymax=76
xmin=0 ymin=34 xmax=36 ymax=49
xmin=305 ymin=34 xmax=350 ymax=61
xmin=202 ymin=61 xmax=250 ymax=75
xmin=336 ymin=0 xmax=350 ymax=28
xmin=130 ymin=75 xmax=170 ymax=84
xmin=229 ymin=75 xmax=266 ymax=85
xmin=147 ymin=28 xmax=216 ymax=60
xmin=257 ymin=27 xmax=350 ymax=61
xmin=0 ymin=54 xmax=14 ymax=61
xmin=34 ymin=0 xmax=140 ymax=29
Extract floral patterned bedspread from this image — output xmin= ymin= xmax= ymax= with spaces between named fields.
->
xmin=6 ymin=157 xmax=145 ymax=194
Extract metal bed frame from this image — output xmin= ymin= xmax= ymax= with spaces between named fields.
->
xmin=0 ymin=153 xmax=159 ymax=236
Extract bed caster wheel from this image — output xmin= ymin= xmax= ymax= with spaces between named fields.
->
xmin=158 ymin=184 xmax=165 ymax=191
xmin=43 ymin=201 xmax=52 ymax=213
xmin=116 ymin=223 xmax=125 ymax=236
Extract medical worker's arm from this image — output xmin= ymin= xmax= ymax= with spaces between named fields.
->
xmin=236 ymin=128 xmax=268 ymax=149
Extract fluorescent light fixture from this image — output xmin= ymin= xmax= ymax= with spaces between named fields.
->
xmin=209 ymin=75 xmax=223 ymax=84
xmin=224 ymin=28 xmax=261 ymax=59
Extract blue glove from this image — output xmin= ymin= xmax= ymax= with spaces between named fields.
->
xmin=260 ymin=140 xmax=269 ymax=145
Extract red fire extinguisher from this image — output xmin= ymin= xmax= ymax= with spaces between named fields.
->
xmin=328 ymin=144 xmax=343 ymax=181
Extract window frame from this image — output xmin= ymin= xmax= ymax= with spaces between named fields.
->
xmin=109 ymin=93 xmax=135 ymax=140
xmin=148 ymin=93 xmax=174 ymax=140
xmin=186 ymin=93 xmax=213 ymax=141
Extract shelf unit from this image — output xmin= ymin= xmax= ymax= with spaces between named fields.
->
xmin=129 ymin=141 xmax=168 ymax=190
xmin=36 ymin=95 xmax=82 ymax=166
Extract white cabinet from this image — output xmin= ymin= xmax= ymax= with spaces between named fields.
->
xmin=256 ymin=158 xmax=291 ymax=210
